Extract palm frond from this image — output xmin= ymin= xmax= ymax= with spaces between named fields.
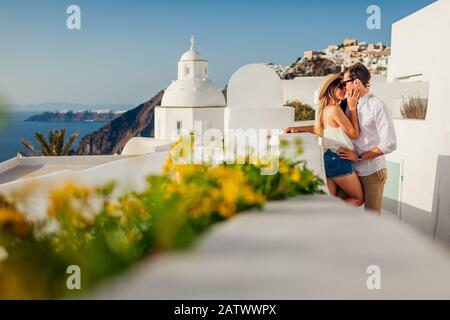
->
xmin=56 ymin=129 xmax=66 ymax=155
xmin=19 ymin=139 xmax=41 ymax=157
xmin=34 ymin=132 xmax=52 ymax=156
xmin=62 ymin=132 xmax=79 ymax=155
xmin=20 ymin=129 xmax=79 ymax=157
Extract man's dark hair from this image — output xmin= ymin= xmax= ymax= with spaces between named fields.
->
xmin=339 ymin=99 xmax=348 ymax=113
xmin=345 ymin=63 xmax=371 ymax=87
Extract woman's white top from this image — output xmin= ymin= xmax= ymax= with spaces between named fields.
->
xmin=322 ymin=126 xmax=354 ymax=152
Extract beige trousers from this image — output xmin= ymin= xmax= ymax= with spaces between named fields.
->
xmin=359 ymin=168 xmax=388 ymax=212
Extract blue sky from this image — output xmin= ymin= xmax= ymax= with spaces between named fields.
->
xmin=0 ymin=0 xmax=436 ymax=106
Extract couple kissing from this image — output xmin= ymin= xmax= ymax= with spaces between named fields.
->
xmin=285 ymin=63 xmax=397 ymax=213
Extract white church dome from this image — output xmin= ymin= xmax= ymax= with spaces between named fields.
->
xmin=180 ymin=50 xmax=206 ymax=62
xmin=161 ymin=36 xmax=225 ymax=108
xmin=162 ymin=78 xmax=225 ymax=107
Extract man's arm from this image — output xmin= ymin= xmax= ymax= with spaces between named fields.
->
xmin=373 ymin=99 xmax=397 ymax=155
xmin=359 ymin=147 xmax=384 ymax=161
xmin=284 ymin=125 xmax=315 ymax=134
xmin=337 ymin=99 xmax=397 ymax=161
xmin=337 ymin=144 xmax=385 ymax=162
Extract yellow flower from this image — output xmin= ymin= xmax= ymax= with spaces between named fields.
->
xmin=176 ymin=164 xmax=203 ymax=180
xmin=106 ymin=203 xmax=121 ymax=217
xmin=242 ymin=186 xmax=265 ymax=205
xmin=163 ymin=155 xmax=174 ymax=174
xmin=279 ymin=163 xmax=289 ymax=174
xmin=47 ymin=181 xmax=98 ymax=229
xmin=291 ymin=169 xmax=301 ymax=182
xmin=218 ymin=202 xmax=235 ymax=218
xmin=0 ymin=209 xmax=31 ymax=236
xmin=120 ymin=196 xmax=149 ymax=220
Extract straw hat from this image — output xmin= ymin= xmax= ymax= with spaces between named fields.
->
xmin=319 ymin=73 xmax=342 ymax=99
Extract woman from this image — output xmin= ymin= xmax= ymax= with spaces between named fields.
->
xmin=316 ymin=73 xmax=363 ymax=206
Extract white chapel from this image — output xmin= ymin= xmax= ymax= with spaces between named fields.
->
xmin=155 ymin=36 xmax=226 ymax=140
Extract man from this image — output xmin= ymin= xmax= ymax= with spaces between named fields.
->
xmin=285 ymin=63 xmax=397 ymax=212
xmin=339 ymin=63 xmax=396 ymax=212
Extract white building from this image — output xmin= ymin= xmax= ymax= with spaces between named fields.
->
xmin=384 ymin=0 xmax=450 ymax=238
xmin=155 ymin=36 xmax=226 ymax=141
xmin=0 ymin=37 xmax=300 ymax=202
xmin=226 ymin=64 xmax=294 ymax=132
xmin=280 ymin=0 xmax=450 ymax=240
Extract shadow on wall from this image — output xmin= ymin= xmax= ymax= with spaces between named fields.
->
xmin=383 ymin=155 xmax=450 ymax=249
xmin=432 ymin=155 xmax=450 ymax=245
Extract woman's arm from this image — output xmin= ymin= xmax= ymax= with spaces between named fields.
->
xmin=332 ymin=106 xmax=360 ymax=139
xmin=333 ymin=88 xmax=361 ymax=138
xmin=284 ymin=125 xmax=315 ymax=134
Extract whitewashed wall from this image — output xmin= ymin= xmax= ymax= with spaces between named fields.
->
xmin=0 ymin=152 xmax=168 ymax=218
xmin=280 ymin=132 xmax=326 ymax=191
xmin=156 ymin=107 xmax=225 ymax=140
xmin=193 ymin=108 xmax=225 ymax=133
xmin=122 ymin=138 xmax=172 ymax=155
xmin=282 ymin=77 xmax=323 ymax=107
xmin=388 ymin=0 xmax=449 ymax=82
xmin=226 ymin=64 xmax=294 ymax=131
xmin=387 ymin=0 xmax=450 ymax=212
xmin=155 ymin=107 xmax=193 ymax=140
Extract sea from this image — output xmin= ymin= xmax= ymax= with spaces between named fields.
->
xmin=0 ymin=111 xmax=106 ymax=162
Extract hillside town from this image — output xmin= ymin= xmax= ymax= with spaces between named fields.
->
xmin=279 ymin=39 xmax=390 ymax=79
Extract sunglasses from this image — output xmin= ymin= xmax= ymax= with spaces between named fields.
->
xmin=341 ymin=78 xmax=355 ymax=86
xmin=336 ymin=79 xmax=346 ymax=90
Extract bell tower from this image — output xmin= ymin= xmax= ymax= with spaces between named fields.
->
xmin=178 ymin=36 xmax=208 ymax=80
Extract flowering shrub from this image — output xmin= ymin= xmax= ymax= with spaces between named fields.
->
xmin=0 ymin=138 xmax=323 ymax=299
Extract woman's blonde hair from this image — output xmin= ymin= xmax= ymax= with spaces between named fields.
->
xmin=314 ymin=77 xmax=342 ymax=137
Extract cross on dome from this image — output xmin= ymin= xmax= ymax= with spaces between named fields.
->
xmin=160 ymin=37 xmax=225 ymax=110
xmin=179 ymin=35 xmax=206 ymax=63
xmin=190 ymin=35 xmax=195 ymax=50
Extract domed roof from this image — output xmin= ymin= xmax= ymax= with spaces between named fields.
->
xmin=227 ymin=63 xmax=283 ymax=109
xmin=180 ymin=49 xmax=207 ymax=62
xmin=161 ymin=78 xmax=226 ymax=108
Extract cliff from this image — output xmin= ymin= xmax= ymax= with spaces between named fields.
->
xmin=283 ymin=57 xmax=341 ymax=79
xmin=76 ymin=90 xmax=164 ymax=155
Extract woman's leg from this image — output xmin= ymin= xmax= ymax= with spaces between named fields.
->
xmin=327 ymin=178 xmax=337 ymax=196
xmin=332 ymin=172 xmax=364 ymax=206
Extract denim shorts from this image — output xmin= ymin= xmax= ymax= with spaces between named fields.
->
xmin=324 ymin=150 xmax=355 ymax=179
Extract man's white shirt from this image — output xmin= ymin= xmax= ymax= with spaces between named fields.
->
xmin=346 ymin=93 xmax=397 ymax=177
